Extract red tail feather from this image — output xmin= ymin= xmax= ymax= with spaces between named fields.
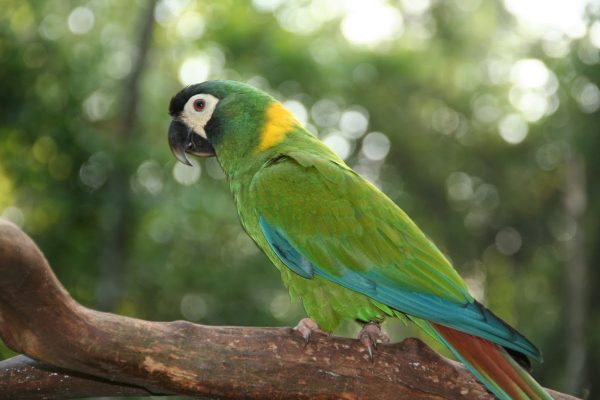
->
xmin=434 ymin=323 xmax=541 ymax=399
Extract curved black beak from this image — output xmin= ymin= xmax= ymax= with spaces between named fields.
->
xmin=168 ymin=120 xmax=216 ymax=165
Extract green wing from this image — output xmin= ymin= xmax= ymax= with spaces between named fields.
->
xmin=248 ymin=148 xmax=540 ymax=360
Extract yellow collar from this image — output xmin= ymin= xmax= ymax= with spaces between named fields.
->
xmin=256 ymin=102 xmax=299 ymax=152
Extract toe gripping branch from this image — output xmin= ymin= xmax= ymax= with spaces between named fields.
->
xmin=359 ymin=321 xmax=390 ymax=361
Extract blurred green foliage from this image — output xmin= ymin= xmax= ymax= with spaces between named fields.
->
xmin=1 ymin=0 xmax=599 ymax=398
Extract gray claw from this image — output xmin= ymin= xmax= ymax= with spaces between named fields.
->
xmin=294 ymin=318 xmax=327 ymax=345
xmin=358 ymin=321 xmax=389 ymax=362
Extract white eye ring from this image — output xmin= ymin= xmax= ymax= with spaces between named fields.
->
xmin=181 ymin=93 xmax=219 ymax=139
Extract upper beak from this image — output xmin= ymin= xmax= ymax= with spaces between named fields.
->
xmin=168 ymin=120 xmax=216 ymax=165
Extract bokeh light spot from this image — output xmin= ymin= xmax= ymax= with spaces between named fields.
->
xmin=432 ymin=106 xmax=460 ymax=135
xmin=498 ymin=114 xmax=528 ymax=144
xmin=503 ymin=0 xmax=587 ymax=39
xmin=495 ymin=227 xmax=522 ymax=256
xmin=341 ymin=0 xmax=404 ymax=47
xmin=590 ymin=21 xmax=600 ymax=49
xmin=180 ymin=293 xmax=209 ymax=321
xmin=79 ymin=152 xmax=113 ymax=191
xmin=446 ymin=172 xmax=474 ymax=202
xmin=137 ymin=160 xmax=164 ymax=195
xmin=83 ymin=91 xmax=112 ymax=121
xmin=252 ymin=0 xmax=284 ymax=13
xmin=32 ymin=136 xmax=57 ymax=164
xmin=179 ymin=55 xmax=210 ymax=86
xmin=176 ymin=11 xmax=205 ymax=40
xmin=311 ymin=99 xmax=340 ymax=128
xmin=269 ymin=291 xmax=292 ymax=320
xmin=323 ymin=132 xmax=352 ymax=160
xmin=575 ymin=81 xmax=600 ymax=113
xmin=68 ymin=7 xmax=95 ymax=35
xmin=361 ymin=132 xmax=390 ymax=161
xmin=510 ymin=59 xmax=550 ymax=89
xmin=173 ymin=161 xmax=201 ymax=186
xmin=339 ymin=107 xmax=369 ymax=139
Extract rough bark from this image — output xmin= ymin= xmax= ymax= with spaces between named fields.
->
xmin=0 ymin=219 xmax=579 ymax=399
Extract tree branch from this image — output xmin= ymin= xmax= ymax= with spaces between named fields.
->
xmin=0 ymin=219 xmax=579 ymax=399
xmin=0 ymin=355 xmax=169 ymax=399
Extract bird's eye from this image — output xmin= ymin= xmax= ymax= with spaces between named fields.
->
xmin=193 ymin=99 xmax=206 ymax=112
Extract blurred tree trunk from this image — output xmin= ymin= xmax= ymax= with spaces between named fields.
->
xmin=564 ymin=151 xmax=588 ymax=395
xmin=96 ymin=0 xmax=157 ymax=310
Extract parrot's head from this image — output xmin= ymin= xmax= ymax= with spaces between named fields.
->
xmin=168 ymin=80 xmax=296 ymax=172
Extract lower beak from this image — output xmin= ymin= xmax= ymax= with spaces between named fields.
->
xmin=168 ymin=120 xmax=216 ymax=165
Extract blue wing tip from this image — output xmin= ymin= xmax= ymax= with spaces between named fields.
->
xmin=473 ymin=301 xmax=542 ymax=362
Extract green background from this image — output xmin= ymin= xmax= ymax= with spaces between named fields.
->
xmin=1 ymin=0 xmax=598 ymax=398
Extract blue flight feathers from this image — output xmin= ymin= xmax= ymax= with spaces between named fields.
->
xmin=259 ymin=217 xmax=541 ymax=361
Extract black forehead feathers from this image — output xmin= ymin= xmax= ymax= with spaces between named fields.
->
xmin=168 ymin=81 xmax=230 ymax=117
xmin=169 ymin=85 xmax=199 ymax=117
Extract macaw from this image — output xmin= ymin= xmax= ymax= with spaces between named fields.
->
xmin=167 ymin=80 xmax=552 ymax=400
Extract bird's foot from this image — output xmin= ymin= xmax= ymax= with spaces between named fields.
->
xmin=293 ymin=318 xmax=327 ymax=345
xmin=358 ymin=321 xmax=389 ymax=362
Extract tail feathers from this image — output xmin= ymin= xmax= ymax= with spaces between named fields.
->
xmin=432 ymin=323 xmax=553 ymax=400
